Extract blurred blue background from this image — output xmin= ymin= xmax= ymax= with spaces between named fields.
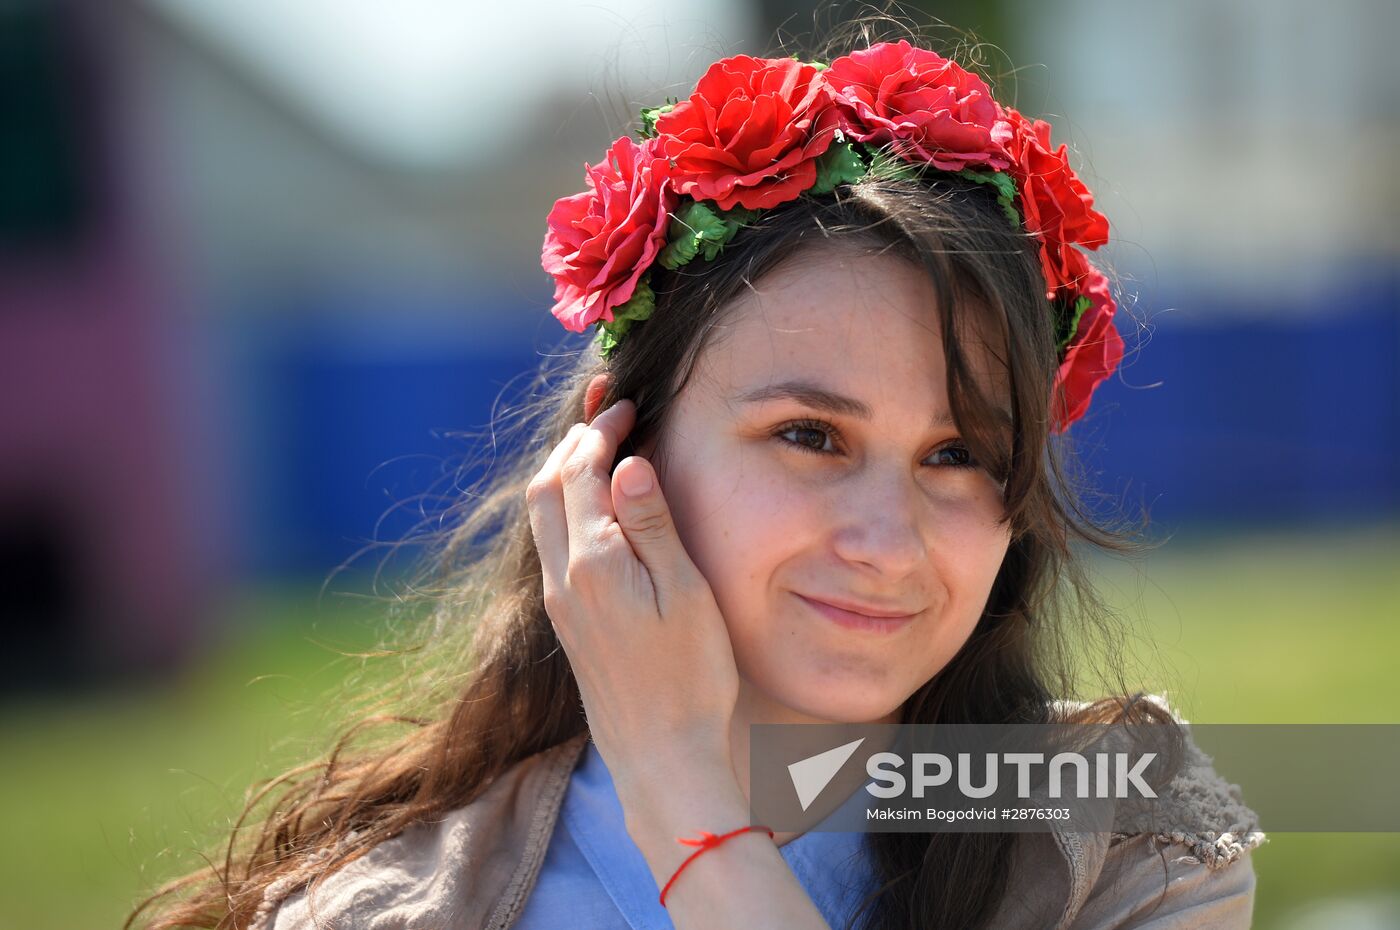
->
xmin=1 ymin=1 xmax=1396 ymax=928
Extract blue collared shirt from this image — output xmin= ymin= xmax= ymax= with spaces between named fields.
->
xmin=515 ymin=740 xmax=879 ymax=930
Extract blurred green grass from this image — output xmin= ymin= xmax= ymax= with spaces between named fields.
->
xmin=2 ymin=526 xmax=1397 ymax=929
xmin=0 ymin=587 xmax=394 ymax=930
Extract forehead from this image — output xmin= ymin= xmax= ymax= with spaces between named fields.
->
xmin=691 ymin=243 xmax=1010 ymax=411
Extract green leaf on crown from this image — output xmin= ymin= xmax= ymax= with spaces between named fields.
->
xmin=808 ymin=141 xmax=869 ymax=195
xmin=658 ymin=200 xmax=756 ymax=269
xmin=722 ymin=205 xmax=761 ymax=226
xmin=595 ymin=276 xmax=656 ymax=358
xmin=1056 ymin=294 xmax=1092 ymax=353
xmin=637 ymin=98 xmax=679 ymax=140
xmin=862 ymin=145 xmax=923 ymax=182
xmin=955 ymin=168 xmax=1022 ymax=228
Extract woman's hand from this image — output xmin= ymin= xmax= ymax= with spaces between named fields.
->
xmin=525 ymin=381 xmax=741 ymax=791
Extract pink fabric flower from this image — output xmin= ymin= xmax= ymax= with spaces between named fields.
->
xmin=540 ymin=136 xmax=677 ymax=332
xmin=654 ymin=54 xmax=839 ymax=211
xmin=824 ymin=40 xmax=1012 ymax=171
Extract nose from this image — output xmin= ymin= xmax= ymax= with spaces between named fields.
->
xmin=829 ymin=468 xmax=930 ymax=577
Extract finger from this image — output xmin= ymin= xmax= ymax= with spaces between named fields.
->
xmin=562 ymin=399 xmax=637 ymax=554
xmin=527 ymin=422 xmax=588 ymax=589
xmin=611 ymin=455 xmax=702 ymax=612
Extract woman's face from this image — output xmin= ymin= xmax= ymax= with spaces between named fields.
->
xmin=644 ymin=242 xmax=1015 ymax=726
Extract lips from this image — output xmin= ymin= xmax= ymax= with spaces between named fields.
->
xmin=799 ymin=592 xmax=919 ymax=618
xmin=795 ymin=593 xmax=918 ymax=633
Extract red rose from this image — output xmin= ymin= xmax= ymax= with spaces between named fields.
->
xmin=541 ymin=136 xmax=677 ymax=332
xmin=654 ymin=55 xmax=838 ymax=211
xmin=825 ymin=40 xmax=1012 ymax=171
xmin=1004 ymin=107 xmax=1109 ymax=297
xmin=1052 ymin=265 xmax=1122 ymax=433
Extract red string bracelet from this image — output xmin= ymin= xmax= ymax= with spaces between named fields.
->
xmin=658 ymin=825 xmax=776 ymax=907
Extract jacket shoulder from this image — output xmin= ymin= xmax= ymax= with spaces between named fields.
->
xmin=1056 ymin=694 xmax=1265 ymax=929
xmin=253 ymin=733 xmax=589 ymax=930
xmin=1066 ymin=832 xmax=1258 ymax=929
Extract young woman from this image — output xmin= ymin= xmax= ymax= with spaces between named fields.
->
xmin=129 ymin=25 xmax=1263 ymax=930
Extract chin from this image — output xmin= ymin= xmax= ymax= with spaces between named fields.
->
xmin=754 ymin=675 xmax=905 ymax=725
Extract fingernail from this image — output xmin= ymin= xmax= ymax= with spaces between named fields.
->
xmin=619 ymin=462 xmax=652 ymax=497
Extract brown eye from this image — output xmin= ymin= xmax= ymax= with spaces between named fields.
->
xmin=927 ymin=443 xmax=977 ymax=469
xmin=775 ymin=419 xmax=841 ymax=455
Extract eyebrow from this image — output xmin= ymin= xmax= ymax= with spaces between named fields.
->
xmin=736 ymin=379 xmax=1012 ymax=431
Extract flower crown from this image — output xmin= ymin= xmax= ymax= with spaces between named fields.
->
xmin=540 ymin=41 xmax=1122 ymax=433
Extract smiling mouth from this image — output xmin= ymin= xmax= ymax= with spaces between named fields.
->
xmin=795 ymin=593 xmax=918 ymax=633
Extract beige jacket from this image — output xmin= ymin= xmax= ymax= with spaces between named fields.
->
xmin=255 ymin=726 xmax=1264 ymax=930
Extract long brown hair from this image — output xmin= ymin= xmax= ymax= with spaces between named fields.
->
xmin=127 ymin=18 xmax=1176 ymax=930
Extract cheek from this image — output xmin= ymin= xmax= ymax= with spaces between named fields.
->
xmin=926 ymin=488 xmax=1011 ymax=601
xmin=660 ymin=455 xmax=814 ymax=602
